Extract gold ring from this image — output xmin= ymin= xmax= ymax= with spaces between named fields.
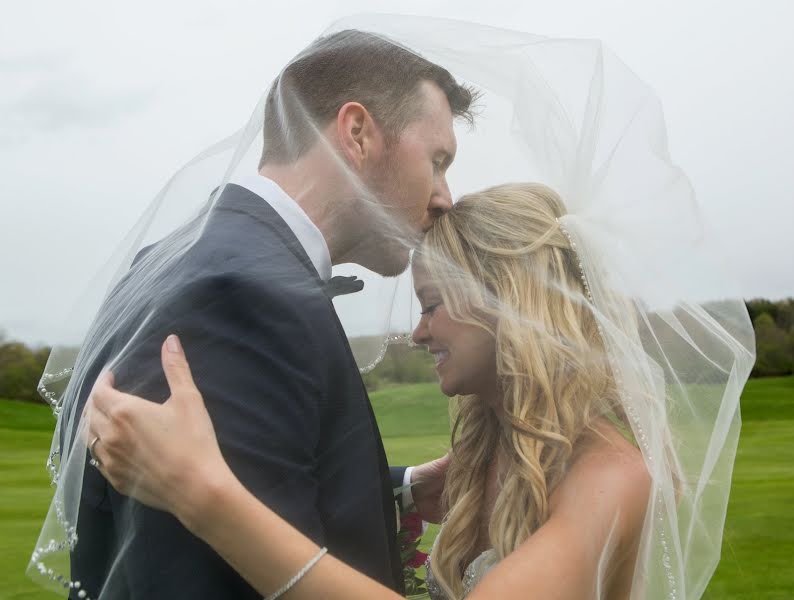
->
xmin=89 ymin=436 xmax=101 ymax=467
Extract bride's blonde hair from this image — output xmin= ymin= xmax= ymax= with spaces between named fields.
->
xmin=422 ymin=183 xmax=620 ymax=599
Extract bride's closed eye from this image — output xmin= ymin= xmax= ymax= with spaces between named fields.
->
xmin=420 ymin=302 xmax=443 ymax=316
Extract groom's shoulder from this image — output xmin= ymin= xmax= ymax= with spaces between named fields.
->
xmin=165 ymin=254 xmax=321 ymax=311
xmin=208 ymin=182 xmax=292 ymax=246
xmin=176 ymin=193 xmax=312 ymax=281
xmin=195 ymin=194 xmax=296 ymax=261
xmin=119 ymin=183 xmax=330 ymax=322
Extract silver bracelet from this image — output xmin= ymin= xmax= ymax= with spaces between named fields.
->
xmin=264 ymin=546 xmax=328 ymax=600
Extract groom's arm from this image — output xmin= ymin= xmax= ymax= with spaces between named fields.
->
xmin=392 ymin=456 xmax=451 ymax=524
xmin=390 ymin=466 xmax=414 ymax=512
xmin=109 ymin=274 xmax=328 ymax=598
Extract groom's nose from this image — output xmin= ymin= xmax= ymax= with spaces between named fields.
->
xmin=427 ymin=179 xmax=453 ymax=221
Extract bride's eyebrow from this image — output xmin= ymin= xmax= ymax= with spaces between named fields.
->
xmin=416 ymin=285 xmax=433 ymax=300
xmin=415 ymin=285 xmax=440 ymax=303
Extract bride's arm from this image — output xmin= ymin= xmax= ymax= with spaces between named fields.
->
xmin=86 ymin=335 xmax=401 ymax=600
xmin=185 ymin=468 xmax=400 ymax=600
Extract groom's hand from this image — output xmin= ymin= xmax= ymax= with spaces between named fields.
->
xmin=410 ymin=453 xmax=450 ymax=524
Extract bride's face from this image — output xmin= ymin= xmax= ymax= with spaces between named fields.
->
xmin=411 ymin=263 xmax=497 ymax=399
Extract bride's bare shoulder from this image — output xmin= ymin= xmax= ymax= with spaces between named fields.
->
xmin=550 ymin=419 xmax=651 ymax=542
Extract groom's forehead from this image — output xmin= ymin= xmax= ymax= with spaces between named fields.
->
xmin=416 ymin=80 xmax=455 ymax=124
xmin=409 ymin=83 xmax=458 ymax=150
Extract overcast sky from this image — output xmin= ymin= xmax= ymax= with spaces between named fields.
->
xmin=1 ymin=0 xmax=792 ymax=345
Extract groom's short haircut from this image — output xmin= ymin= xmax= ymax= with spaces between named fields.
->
xmin=259 ymin=30 xmax=476 ymax=166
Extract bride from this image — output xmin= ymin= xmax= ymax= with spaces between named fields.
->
xmin=84 ymin=180 xmax=748 ymax=599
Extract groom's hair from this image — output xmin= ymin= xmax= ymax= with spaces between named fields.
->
xmin=259 ymin=29 xmax=476 ymax=166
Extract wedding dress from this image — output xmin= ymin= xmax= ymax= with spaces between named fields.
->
xmin=425 ymin=527 xmax=498 ymax=600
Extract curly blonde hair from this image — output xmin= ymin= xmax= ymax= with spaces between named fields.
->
xmin=421 ymin=183 xmax=621 ymax=599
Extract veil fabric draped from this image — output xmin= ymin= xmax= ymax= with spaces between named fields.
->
xmin=30 ymin=14 xmax=753 ymax=600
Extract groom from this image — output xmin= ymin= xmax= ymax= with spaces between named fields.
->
xmin=71 ymin=30 xmax=474 ymax=599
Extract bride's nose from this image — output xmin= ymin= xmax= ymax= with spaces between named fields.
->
xmin=411 ymin=315 xmax=431 ymax=347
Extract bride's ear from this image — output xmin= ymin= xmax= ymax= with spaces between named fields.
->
xmin=336 ymin=101 xmax=385 ymax=170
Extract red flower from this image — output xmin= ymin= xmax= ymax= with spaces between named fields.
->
xmin=400 ymin=511 xmax=424 ymax=543
xmin=397 ymin=507 xmax=429 ymax=594
xmin=408 ymin=549 xmax=428 ymax=568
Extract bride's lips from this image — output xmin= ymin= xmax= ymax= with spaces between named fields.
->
xmin=430 ymin=348 xmax=450 ymax=370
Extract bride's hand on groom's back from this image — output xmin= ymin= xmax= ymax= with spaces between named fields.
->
xmin=83 ymin=334 xmax=236 ymax=534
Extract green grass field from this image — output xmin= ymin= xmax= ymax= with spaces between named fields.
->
xmin=1 ymin=377 xmax=792 ymax=599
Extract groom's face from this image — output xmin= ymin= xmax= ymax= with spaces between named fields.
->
xmin=362 ymin=81 xmax=457 ymax=276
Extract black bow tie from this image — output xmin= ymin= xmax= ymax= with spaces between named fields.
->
xmin=323 ymin=275 xmax=365 ymax=298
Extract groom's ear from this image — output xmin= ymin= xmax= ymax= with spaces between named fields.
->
xmin=336 ymin=101 xmax=384 ymax=170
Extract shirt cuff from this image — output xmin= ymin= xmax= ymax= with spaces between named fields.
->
xmin=402 ymin=466 xmax=415 ymax=511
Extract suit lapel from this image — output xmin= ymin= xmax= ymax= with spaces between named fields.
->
xmin=323 ymin=309 xmax=403 ymax=592
xmin=215 ymin=182 xmax=402 ymax=591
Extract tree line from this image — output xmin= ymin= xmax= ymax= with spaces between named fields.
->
xmin=746 ymin=298 xmax=794 ymax=377
xmin=1 ymin=297 xmax=792 ymax=403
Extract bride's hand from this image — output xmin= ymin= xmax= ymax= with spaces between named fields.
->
xmin=85 ymin=334 xmax=235 ymax=532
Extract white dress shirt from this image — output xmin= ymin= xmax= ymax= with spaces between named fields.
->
xmin=232 ymin=174 xmax=332 ymax=282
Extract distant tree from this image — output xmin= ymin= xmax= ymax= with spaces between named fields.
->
xmin=746 ymin=298 xmax=794 ymax=332
xmin=0 ymin=341 xmax=49 ymax=402
xmin=752 ymin=312 xmax=793 ymax=377
xmin=746 ymin=299 xmax=779 ymax=324
xmin=776 ymin=298 xmax=794 ymax=332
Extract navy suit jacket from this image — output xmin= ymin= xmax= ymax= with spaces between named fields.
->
xmin=69 ymin=184 xmax=405 ymax=599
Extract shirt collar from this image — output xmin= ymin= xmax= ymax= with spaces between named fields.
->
xmin=231 ymin=174 xmax=332 ymax=282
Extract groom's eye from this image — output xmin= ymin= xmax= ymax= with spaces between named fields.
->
xmin=433 ymin=155 xmax=449 ymax=172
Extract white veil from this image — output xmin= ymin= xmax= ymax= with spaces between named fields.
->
xmin=30 ymin=14 xmax=754 ymax=600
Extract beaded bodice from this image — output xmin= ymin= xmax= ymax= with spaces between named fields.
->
xmin=424 ymin=529 xmax=499 ymax=600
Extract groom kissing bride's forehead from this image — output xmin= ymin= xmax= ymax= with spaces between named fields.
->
xmin=59 ymin=29 xmax=476 ymax=600
xmin=259 ymin=29 xmax=476 ymax=276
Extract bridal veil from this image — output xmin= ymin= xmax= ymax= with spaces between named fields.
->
xmin=31 ymin=14 xmax=754 ymax=600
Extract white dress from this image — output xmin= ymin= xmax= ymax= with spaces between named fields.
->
xmin=425 ymin=528 xmax=499 ymax=600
